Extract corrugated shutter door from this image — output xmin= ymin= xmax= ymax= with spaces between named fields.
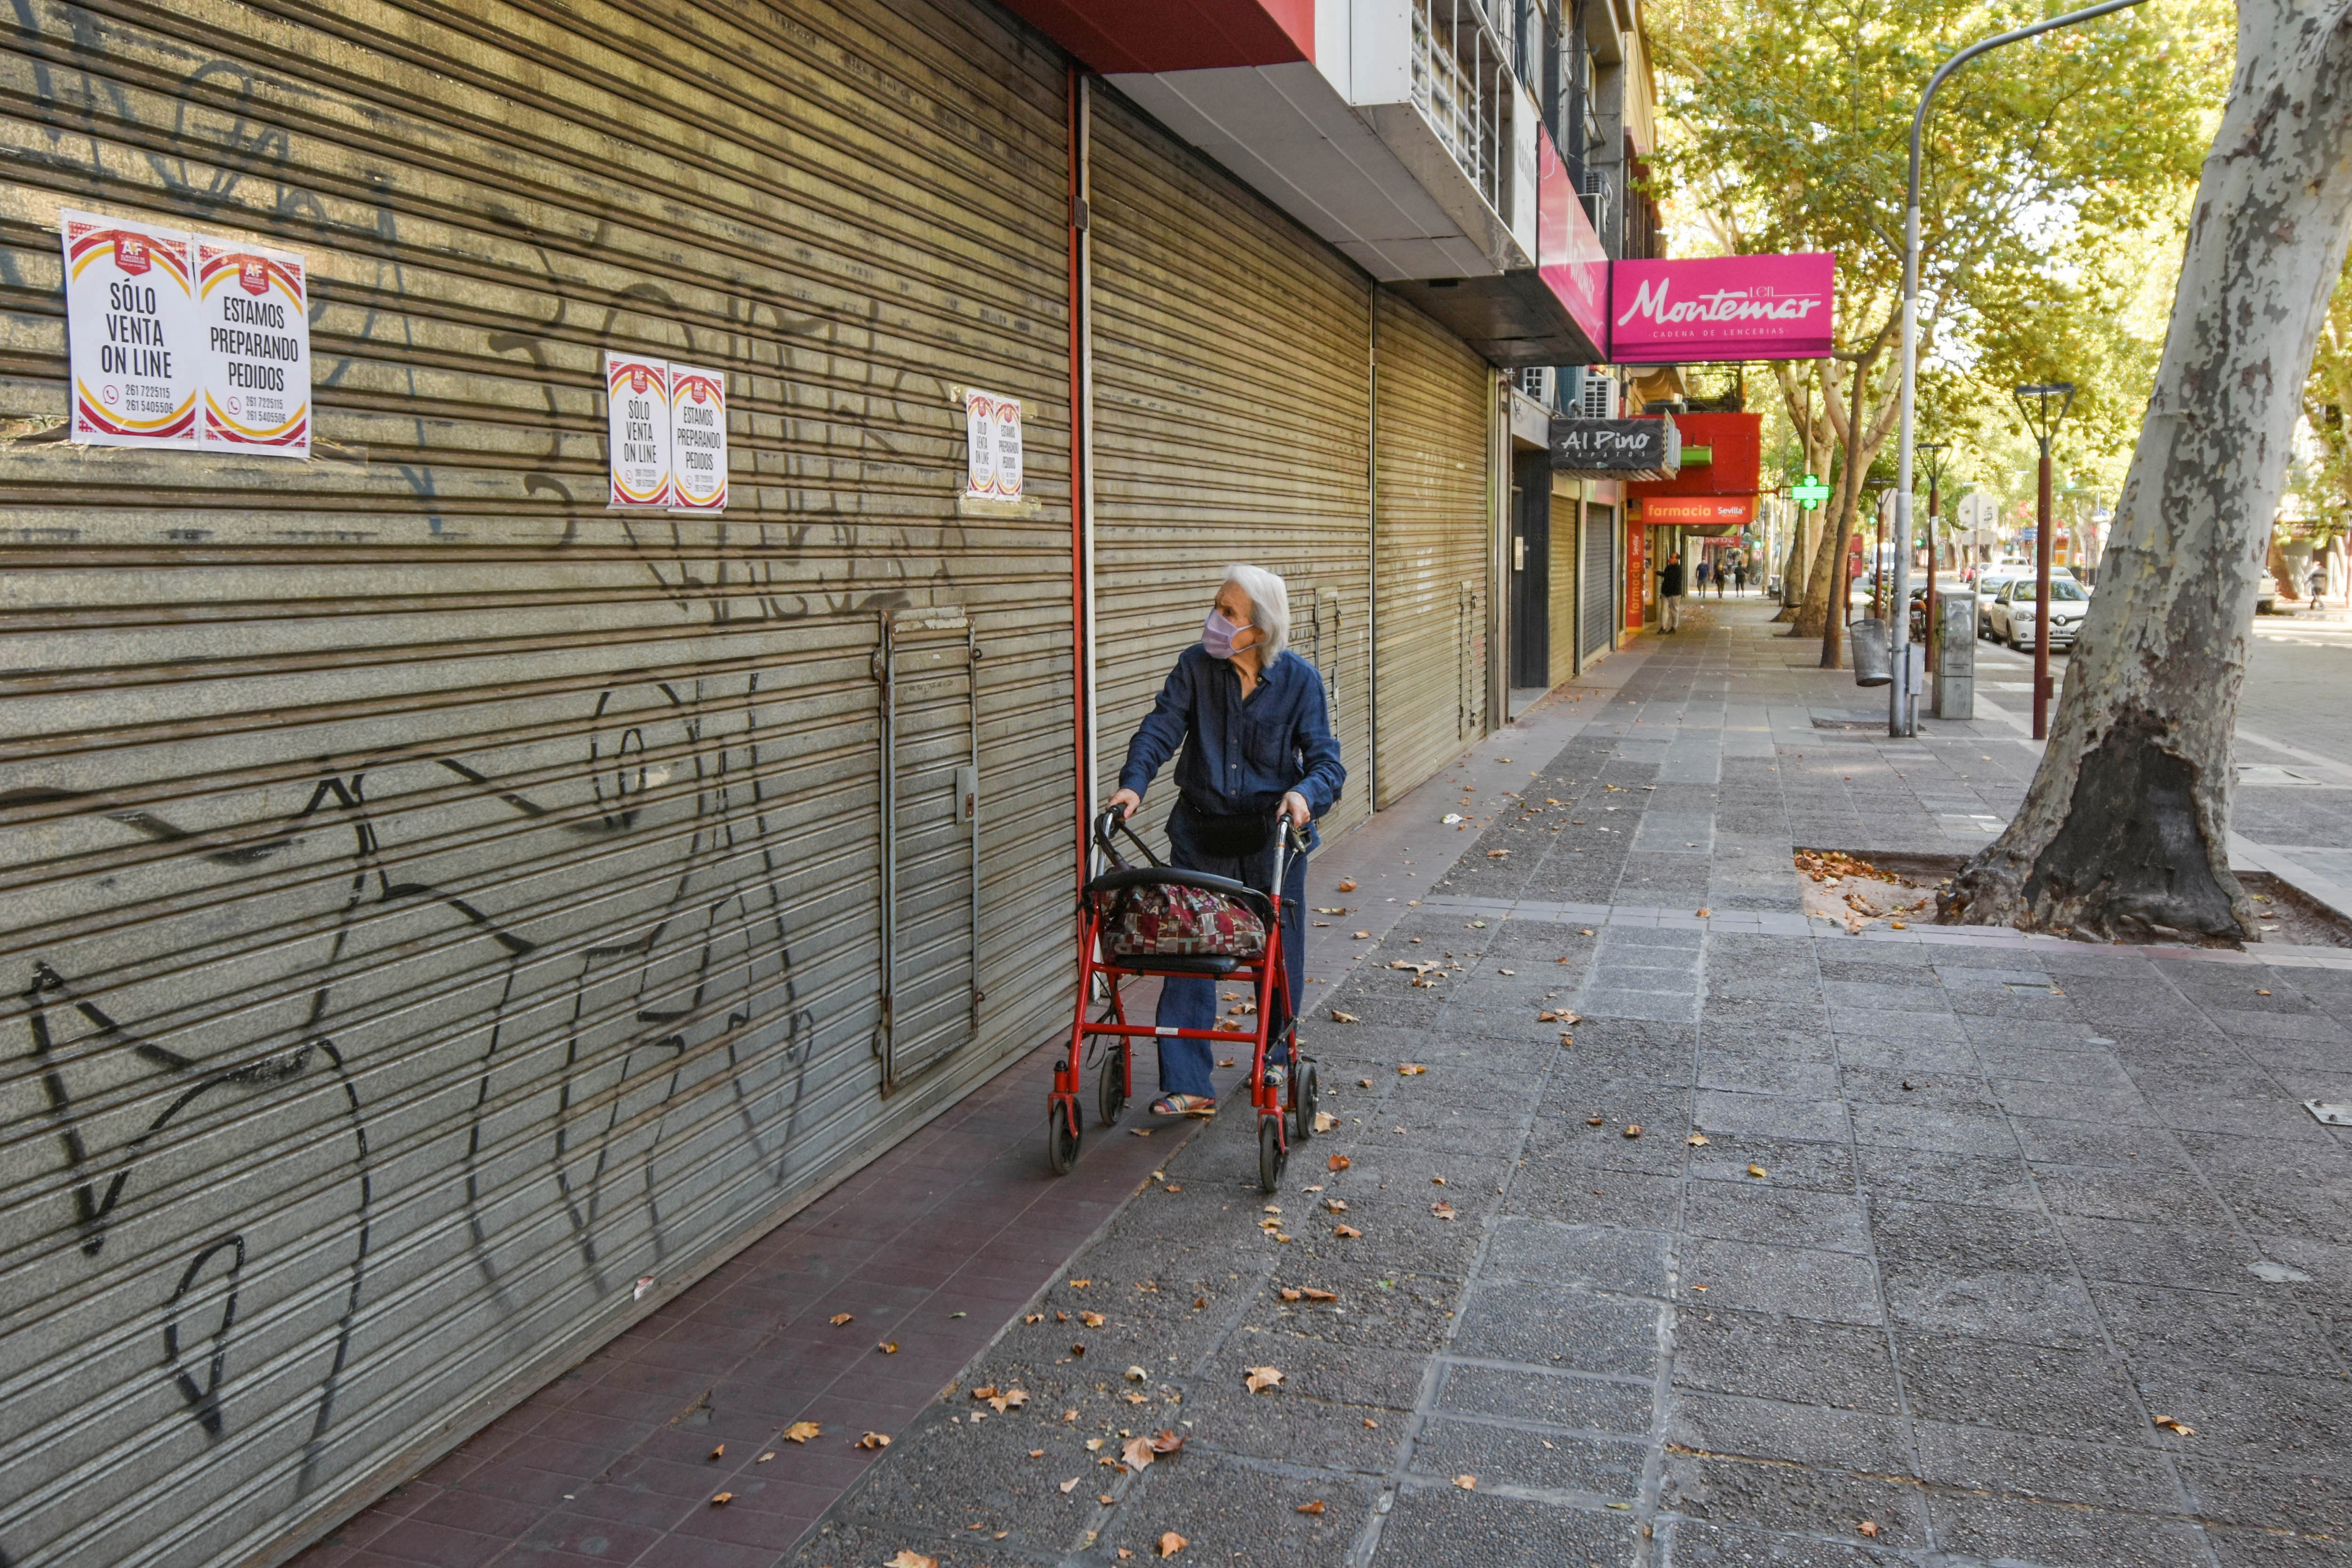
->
xmin=1089 ymin=91 xmax=1372 ymax=845
xmin=1549 ymin=484 xmax=1579 ymax=686
xmin=0 ymin=4 xmax=1074 ymax=1565
xmin=1371 ymin=294 xmax=1490 ymax=809
xmin=1581 ymin=503 xmax=1618 ymax=661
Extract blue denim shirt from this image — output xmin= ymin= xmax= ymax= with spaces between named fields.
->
xmin=1119 ymin=646 xmax=1346 ymax=845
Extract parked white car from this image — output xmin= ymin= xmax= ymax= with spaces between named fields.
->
xmin=1988 ymin=575 xmax=2091 ymax=651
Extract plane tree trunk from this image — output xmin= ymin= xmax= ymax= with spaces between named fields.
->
xmin=1944 ymin=0 xmax=2352 ymax=941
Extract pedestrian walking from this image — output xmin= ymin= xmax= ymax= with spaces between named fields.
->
xmin=1712 ymin=558 xmax=1726 ymax=597
xmin=1733 ymin=559 xmax=1748 ymax=596
xmin=1106 ymin=565 xmax=1345 ymax=1118
xmin=1693 ymin=559 xmax=1710 ymax=598
xmin=1658 ymin=551 xmax=1685 ymax=632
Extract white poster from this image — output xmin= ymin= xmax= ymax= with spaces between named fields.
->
xmin=62 ymin=210 xmax=201 ymax=449
xmin=667 ymin=363 xmax=727 ymax=512
xmin=962 ymin=387 xmax=1022 ymax=501
xmin=606 ymin=352 xmax=672 ymax=508
xmin=196 ymin=237 xmax=310 ymax=457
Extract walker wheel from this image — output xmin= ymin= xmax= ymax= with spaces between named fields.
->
xmin=1048 ymin=1106 xmax=1081 ymax=1175
xmin=1098 ymin=1051 xmax=1127 ymax=1126
xmin=1258 ymin=1115 xmax=1286 ymax=1194
xmin=1291 ymin=1059 xmax=1319 ymax=1143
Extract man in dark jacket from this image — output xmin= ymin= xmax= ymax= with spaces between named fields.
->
xmin=1658 ymin=552 xmax=1686 ymax=632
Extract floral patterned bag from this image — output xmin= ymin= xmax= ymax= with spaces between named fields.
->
xmin=1106 ymin=882 xmax=1266 ymax=958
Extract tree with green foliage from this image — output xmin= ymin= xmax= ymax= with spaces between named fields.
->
xmin=1946 ymin=0 xmax=2352 ymax=941
xmin=1648 ymin=0 xmax=2230 ymax=652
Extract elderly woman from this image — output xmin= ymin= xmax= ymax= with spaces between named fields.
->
xmin=1107 ymin=565 xmax=1344 ymax=1117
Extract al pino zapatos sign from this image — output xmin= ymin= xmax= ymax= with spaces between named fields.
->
xmin=1610 ymin=253 xmax=1835 ymax=363
xmin=1549 ymin=415 xmax=1680 ymax=478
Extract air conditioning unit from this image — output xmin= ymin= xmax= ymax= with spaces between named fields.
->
xmin=1580 ymin=170 xmax=1612 ymax=236
xmin=1577 ymin=373 xmax=1619 ymax=420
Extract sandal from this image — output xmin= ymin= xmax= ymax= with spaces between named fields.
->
xmin=1150 ymin=1094 xmax=1217 ymax=1117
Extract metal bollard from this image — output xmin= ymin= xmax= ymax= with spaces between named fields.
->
xmin=1849 ymin=617 xmax=1892 ymax=686
xmin=1934 ymin=594 xmax=1975 ymax=718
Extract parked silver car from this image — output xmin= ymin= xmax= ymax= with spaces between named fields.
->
xmin=1989 ymin=574 xmax=2091 ymax=650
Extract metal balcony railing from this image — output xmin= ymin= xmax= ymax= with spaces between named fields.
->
xmin=1411 ymin=0 xmax=1512 ymax=220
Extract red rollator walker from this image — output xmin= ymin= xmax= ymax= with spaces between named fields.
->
xmin=1049 ymin=805 xmax=1319 ymax=1193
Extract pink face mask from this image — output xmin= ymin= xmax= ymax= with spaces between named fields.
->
xmin=1201 ymin=609 xmax=1249 ymax=660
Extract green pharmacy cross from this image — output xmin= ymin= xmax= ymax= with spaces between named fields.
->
xmin=1790 ymin=474 xmax=1833 ymax=510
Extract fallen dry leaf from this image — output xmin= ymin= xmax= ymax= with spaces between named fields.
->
xmin=1327 ymin=1154 xmax=1351 ymax=1171
xmin=1300 ymin=1287 xmax=1337 ymax=1302
xmin=1432 ymin=1176 xmax=1447 ymax=1186
xmin=877 ymin=1341 xmax=898 ymax=1354
xmin=971 ymin=1386 xmax=998 ymax=1401
xmin=1398 ymin=1063 xmax=1427 ymax=1076
xmin=1069 ymin=1278 xmax=1091 ymax=1288
xmin=1325 ymin=1198 xmax=1348 ymax=1211
xmin=1297 ymin=1499 xmax=1326 ymax=1515
xmin=829 ymin=1313 xmax=854 ymax=1326
xmin=1748 ymin=1164 xmax=1768 ymax=1179
xmin=1353 ymin=930 xmax=1371 ymax=939
xmin=710 ymin=1491 xmax=733 ymax=1505
xmin=757 ymin=1451 xmax=775 ymax=1463
xmin=1122 ymin=1435 xmax=1158 ymax=1470
xmin=709 ymin=1444 xmax=725 ymax=1460
xmin=1081 ymin=1312 xmax=1105 ymax=1328
xmin=1030 ymin=1448 xmax=1046 ymax=1458
xmin=1335 ymin=1224 xmax=1362 ymax=1237
xmin=2153 ymin=1415 xmax=2197 ymax=1436
xmin=1314 ymin=1111 xmax=1340 ymax=1132
xmin=1314 ymin=906 xmax=1349 ymax=915
xmin=784 ymin=1421 xmax=821 ymax=1443
xmin=1857 ymin=1520 xmax=1879 ymax=1539
xmin=1126 ymin=1365 xmax=1148 ymax=1382
xmin=1357 ymin=1077 xmax=1374 ymax=1088
xmin=1431 ymin=1201 xmax=1457 ymax=1220
xmin=1486 ymin=849 xmax=1509 ymax=859
xmin=1060 ymin=1475 xmax=1082 ymax=1493
xmin=1279 ymin=1287 xmax=1303 ymax=1302
xmin=1086 ymin=1438 xmax=1105 ymax=1451
xmin=857 ymin=1432 xmax=891 ymax=1449
xmin=1586 ymin=1115 xmax=1604 ymax=1126
xmin=883 ymin=1553 xmax=935 ymax=1568
xmin=1151 ymin=1430 xmax=1185 ymax=1454
xmin=1622 ymin=1124 xmax=1643 ymax=1139
xmin=1158 ymin=1531 xmax=1188 ymax=1557
xmin=1071 ymin=1343 xmax=1087 ymax=1357
xmin=1025 ymin=1313 xmax=1045 ymax=1324
xmin=1454 ymin=1474 xmax=1477 ymax=1490
xmin=1245 ymin=1365 xmax=1284 ymax=1393
xmin=1124 ymin=1391 xmax=1147 ymax=1405
xmin=1686 ymin=1132 xmax=1709 ymax=1146
xmin=1336 ymin=877 xmax=1357 ymax=892
xmin=1697 ymin=907 xmax=1712 ymax=917
xmin=1329 ymin=1009 xmax=1360 ymax=1024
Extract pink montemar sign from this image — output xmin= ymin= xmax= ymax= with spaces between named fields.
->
xmin=1609 ymin=253 xmax=1835 ymax=363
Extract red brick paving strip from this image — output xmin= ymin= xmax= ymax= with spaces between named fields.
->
xmin=294 ymin=1039 xmax=1184 ymax=1568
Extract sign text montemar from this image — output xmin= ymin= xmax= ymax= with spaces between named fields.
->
xmin=1609 ymin=253 xmax=1836 ymax=364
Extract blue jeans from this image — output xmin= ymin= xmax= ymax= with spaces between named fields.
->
xmin=1152 ymin=805 xmax=1308 ymax=1099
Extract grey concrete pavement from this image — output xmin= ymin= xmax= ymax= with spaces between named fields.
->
xmin=787 ymin=601 xmax=2352 ymax=1568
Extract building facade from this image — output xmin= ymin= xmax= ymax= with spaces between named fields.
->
xmin=0 ymin=2 xmax=1658 ymax=1563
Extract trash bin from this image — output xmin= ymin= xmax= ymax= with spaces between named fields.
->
xmin=1850 ymin=617 xmax=1891 ymax=686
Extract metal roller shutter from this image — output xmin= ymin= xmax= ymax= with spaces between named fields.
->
xmin=1370 ymin=293 xmax=1490 ymax=809
xmin=1581 ymin=503 xmax=1618 ymax=661
xmin=1088 ymin=89 xmax=1372 ymax=847
xmin=1550 ymin=480 xmax=1580 ymax=686
xmin=0 ymin=3 xmax=1075 ymax=1564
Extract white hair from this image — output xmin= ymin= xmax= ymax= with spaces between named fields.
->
xmin=1224 ymin=564 xmax=1289 ymax=661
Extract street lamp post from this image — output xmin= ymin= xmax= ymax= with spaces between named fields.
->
xmin=1919 ymin=440 xmax=1947 ymax=672
xmin=2014 ymin=382 xmax=2076 ymax=740
xmin=1893 ymin=0 xmax=2149 ymax=737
